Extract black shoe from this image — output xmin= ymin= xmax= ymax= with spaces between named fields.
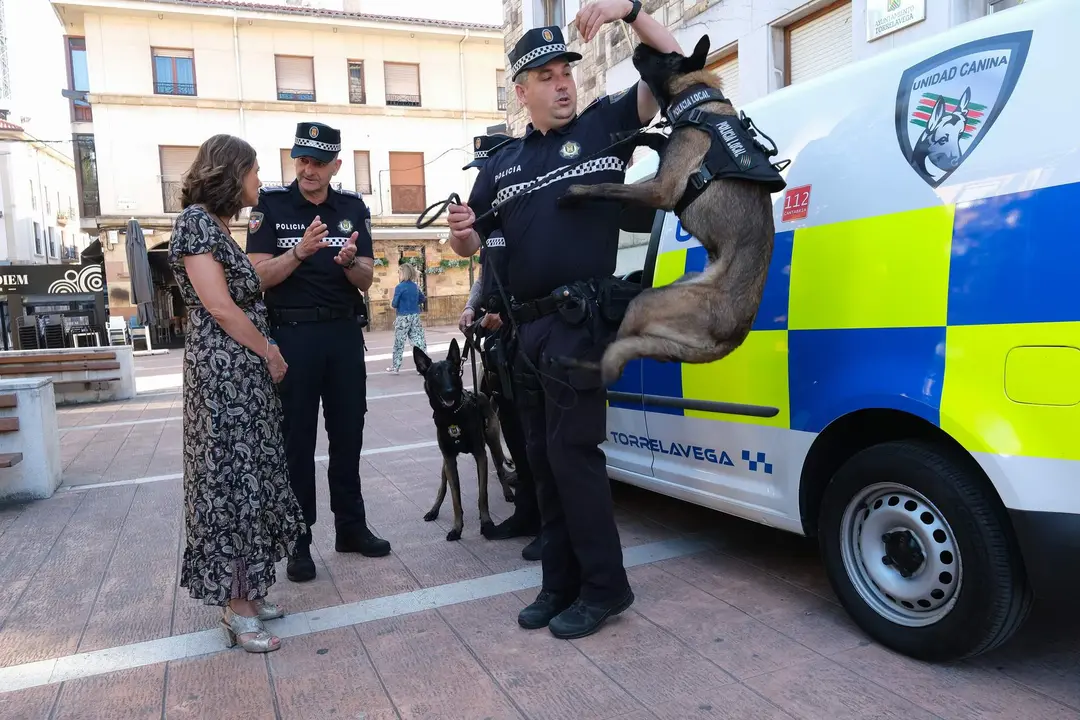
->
xmin=485 ymin=513 xmax=540 ymax=540
xmin=517 ymin=590 xmax=575 ymax=630
xmin=548 ymin=589 xmax=635 ymax=640
xmin=335 ymin=526 xmax=392 ymax=557
xmin=287 ymin=537 xmax=316 ymax=583
xmin=521 ymin=536 xmax=541 ymax=562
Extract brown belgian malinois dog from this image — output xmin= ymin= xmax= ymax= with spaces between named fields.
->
xmin=560 ymin=36 xmax=783 ymax=386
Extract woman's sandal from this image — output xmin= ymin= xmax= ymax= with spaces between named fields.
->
xmin=254 ymin=599 xmax=285 ymax=621
xmin=220 ymin=607 xmax=281 ymax=653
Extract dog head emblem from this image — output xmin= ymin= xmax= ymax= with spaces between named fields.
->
xmin=414 ymin=338 xmax=464 ymax=410
xmin=632 ymin=34 xmax=711 ymax=111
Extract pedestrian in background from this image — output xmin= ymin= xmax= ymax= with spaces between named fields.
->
xmin=388 ymin=262 xmax=427 ymax=373
xmin=169 ymin=133 xmax=305 ymax=654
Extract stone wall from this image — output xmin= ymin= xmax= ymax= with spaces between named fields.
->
xmin=501 ymin=0 xmax=725 ymax=135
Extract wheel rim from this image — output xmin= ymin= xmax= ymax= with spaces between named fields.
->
xmin=839 ymin=482 xmax=962 ymax=627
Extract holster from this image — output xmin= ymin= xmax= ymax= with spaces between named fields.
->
xmin=596 ymin=275 xmax=643 ymax=326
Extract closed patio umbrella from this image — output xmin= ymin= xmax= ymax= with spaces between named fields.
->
xmin=125 ymin=218 xmax=156 ymax=326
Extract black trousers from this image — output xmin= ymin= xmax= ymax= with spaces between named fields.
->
xmin=480 ymin=346 xmax=539 ymax=527
xmin=515 ymin=313 xmax=628 ymax=603
xmin=271 ymin=317 xmax=368 ymax=537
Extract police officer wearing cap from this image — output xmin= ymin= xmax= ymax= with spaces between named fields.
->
xmin=446 ymin=0 xmax=681 ymax=639
xmin=247 ymin=121 xmax=391 ymax=584
xmin=457 ymin=132 xmax=542 ymax=563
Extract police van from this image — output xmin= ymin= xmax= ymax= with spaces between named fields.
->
xmin=606 ymin=0 xmax=1078 ymax=661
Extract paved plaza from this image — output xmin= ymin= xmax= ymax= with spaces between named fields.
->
xmin=0 ymin=326 xmax=1077 ymax=719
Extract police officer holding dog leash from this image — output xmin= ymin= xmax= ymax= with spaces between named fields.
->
xmin=248 ymin=122 xmax=391 ymax=585
xmin=458 ymin=132 xmax=543 ymax=563
xmin=447 ymin=0 xmax=681 ymax=640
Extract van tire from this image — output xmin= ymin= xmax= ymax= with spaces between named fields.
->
xmin=818 ymin=440 xmax=1032 ymax=661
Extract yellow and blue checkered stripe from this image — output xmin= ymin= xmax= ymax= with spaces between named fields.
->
xmin=609 ymin=180 xmax=1080 ymax=462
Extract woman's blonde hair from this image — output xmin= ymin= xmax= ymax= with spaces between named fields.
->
xmin=399 ymin=263 xmax=418 ymax=283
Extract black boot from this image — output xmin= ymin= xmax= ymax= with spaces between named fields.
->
xmin=521 ymin=536 xmax=541 ymax=562
xmin=287 ymin=534 xmax=316 ymax=583
xmin=335 ymin=525 xmax=392 ymax=557
xmin=548 ymin=588 xmax=635 ymax=640
xmin=485 ymin=512 xmax=540 ymax=540
xmin=518 ymin=590 xmax=575 ymax=630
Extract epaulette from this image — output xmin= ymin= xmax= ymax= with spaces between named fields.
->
xmin=334 ymin=187 xmax=361 ymax=199
xmin=260 ymin=185 xmax=289 ymax=194
xmin=580 ymin=96 xmax=604 ymax=116
xmin=488 ymin=136 xmax=520 ymax=159
xmin=582 ymin=85 xmax=634 ymax=117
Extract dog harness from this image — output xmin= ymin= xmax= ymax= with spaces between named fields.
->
xmin=664 ymin=84 xmax=789 ymax=214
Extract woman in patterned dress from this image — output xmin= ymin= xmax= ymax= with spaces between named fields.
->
xmin=169 ymin=134 xmax=305 ymax=653
xmin=386 ymin=262 xmax=428 ymax=373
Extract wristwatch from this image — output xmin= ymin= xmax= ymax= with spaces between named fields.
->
xmin=623 ymin=0 xmax=642 ymax=23
xmin=344 ymin=255 xmax=358 ymax=270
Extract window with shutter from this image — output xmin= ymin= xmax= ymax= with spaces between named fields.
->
xmin=152 ymin=48 xmax=196 ymax=96
xmin=354 ymin=151 xmax=371 ymax=195
xmin=388 ymin=151 xmax=425 ymax=214
xmin=706 ymin=53 xmax=740 ymax=108
xmin=280 ymin=149 xmax=296 ymax=185
xmin=384 ymin=63 xmax=421 ymax=107
xmin=275 ymin=56 xmax=316 ymax=101
xmin=786 ymin=1 xmax=853 ymax=87
xmin=496 ymin=69 xmax=507 ymax=111
xmin=159 ymin=145 xmax=198 ymax=212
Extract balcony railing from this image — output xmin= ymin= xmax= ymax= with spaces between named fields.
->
xmin=162 ymin=181 xmax=183 ymax=213
xmin=497 ymin=88 xmax=508 ymax=111
xmin=390 ymin=185 xmax=425 ymax=214
xmin=61 ymin=246 xmax=79 ymax=262
xmin=155 ymin=81 xmax=197 ymax=96
xmin=277 ymin=88 xmax=315 ymax=102
xmin=80 ymin=190 xmax=100 ymax=218
xmin=386 ymin=93 xmax=421 ymax=107
xmin=349 ymin=86 xmax=366 ymax=104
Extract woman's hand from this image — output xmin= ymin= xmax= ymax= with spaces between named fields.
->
xmin=266 ymin=342 xmax=288 ymax=383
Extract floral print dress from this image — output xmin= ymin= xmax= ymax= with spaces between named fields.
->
xmin=169 ymin=204 xmax=305 ymax=606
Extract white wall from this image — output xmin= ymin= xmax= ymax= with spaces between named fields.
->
xmin=80 ymin=11 xmax=505 ymax=218
xmin=0 ymin=141 xmax=83 ymax=264
xmin=605 ymin=0 xmax=992 ymax=105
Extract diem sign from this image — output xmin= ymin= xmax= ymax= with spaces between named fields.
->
xmin=867 ymin=0 xmax=926 ymax=41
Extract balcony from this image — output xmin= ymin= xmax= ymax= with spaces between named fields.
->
xmin=155 ymin=82 xmax=196 ymax=97
xmin=80 ymin=190 xmax=100 ymax=218
xmin=277 ymin=88 xmax=315 ymax=102
xmin=390 ymin=185 xmax=426 ymax=214
xmin=386 ymin=94 xmax=421 ymax=108
xmin=349 ymin=86 xmax=366 ymax=104
xmin=498 ymin=88 xmax=508 ymax=111
xmin=56 ymin=210 xmax=71 ymax=226
xmin=61 ymin=246 xmax=79 ymax=262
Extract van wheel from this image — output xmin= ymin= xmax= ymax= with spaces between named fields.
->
xmin=818 ymin=440 xmax=1032 ymax=661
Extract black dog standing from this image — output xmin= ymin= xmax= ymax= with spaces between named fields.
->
xmin=461 ymin=133 xmax=542 ymax=562
xmin=446 ymin=3 xmax=683 ymax=641
xmin=247 ymin=122 xmax=391 ymax=583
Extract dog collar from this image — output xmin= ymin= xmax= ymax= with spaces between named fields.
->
xmin=665 ymin=84 xmax=729 ymax=124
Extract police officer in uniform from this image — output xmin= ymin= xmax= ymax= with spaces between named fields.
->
xmin=458 ymin=133 xmax=542 ymax=562
xmin=446 ymin=0 xmax=680 ymax=639
xmin=247 ymin=122 xmax=391 ymax=584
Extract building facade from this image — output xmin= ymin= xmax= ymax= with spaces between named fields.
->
xmin=0 ymin=0 xmax=89 ymax=266
xmin=50 ymin=0 xmax=506 ymax=330
xmin=501 ymin=0 xmax=1032 ymax=136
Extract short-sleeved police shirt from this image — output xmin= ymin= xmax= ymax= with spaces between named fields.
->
xmin=246 ymin=180 xmax=374 ymax=310
xmin=477 ymin=229 xmax=507 ymax=310
xmin=468 ymin=83 xmax=646 ymax=302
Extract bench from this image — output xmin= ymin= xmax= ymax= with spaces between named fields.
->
xmin=0 ymin=347 xmax=135 ymax=405
xmin=0 ymin=378 xmax=61 ymax=503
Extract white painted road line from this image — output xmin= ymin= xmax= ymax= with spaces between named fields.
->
xmin=58 ymin=387 xmax=465 ymax=434
xmin=57 ymin=440 xmax=440 ymax=492
xmin=0 ymin=537 xmax=711 ymax=694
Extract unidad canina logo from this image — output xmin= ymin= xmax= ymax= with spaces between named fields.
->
xmin=895 ymin=31 xmax=1030 ymax=188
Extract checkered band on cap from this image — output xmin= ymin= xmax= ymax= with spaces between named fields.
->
xmin=512 ymin=43 xmax=568 ymax=76
xmin=294 ymin=136 xmax=341 ymax=153
xmin=475 ymin=150 xmax=489 ymax=159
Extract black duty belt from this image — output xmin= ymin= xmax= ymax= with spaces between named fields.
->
xmin=510 ymin=294 xmax=561 ymax=325
xmin=269 ymin=306 xmax=360 ymax=324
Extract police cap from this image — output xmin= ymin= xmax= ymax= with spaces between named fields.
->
xmin=463 ymin=133 xmax=514 ymax=170
xmin=508 ymin=25 xmax=582 ymax=81
xmin=290 ymin=122 xmax=341 ymax=163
